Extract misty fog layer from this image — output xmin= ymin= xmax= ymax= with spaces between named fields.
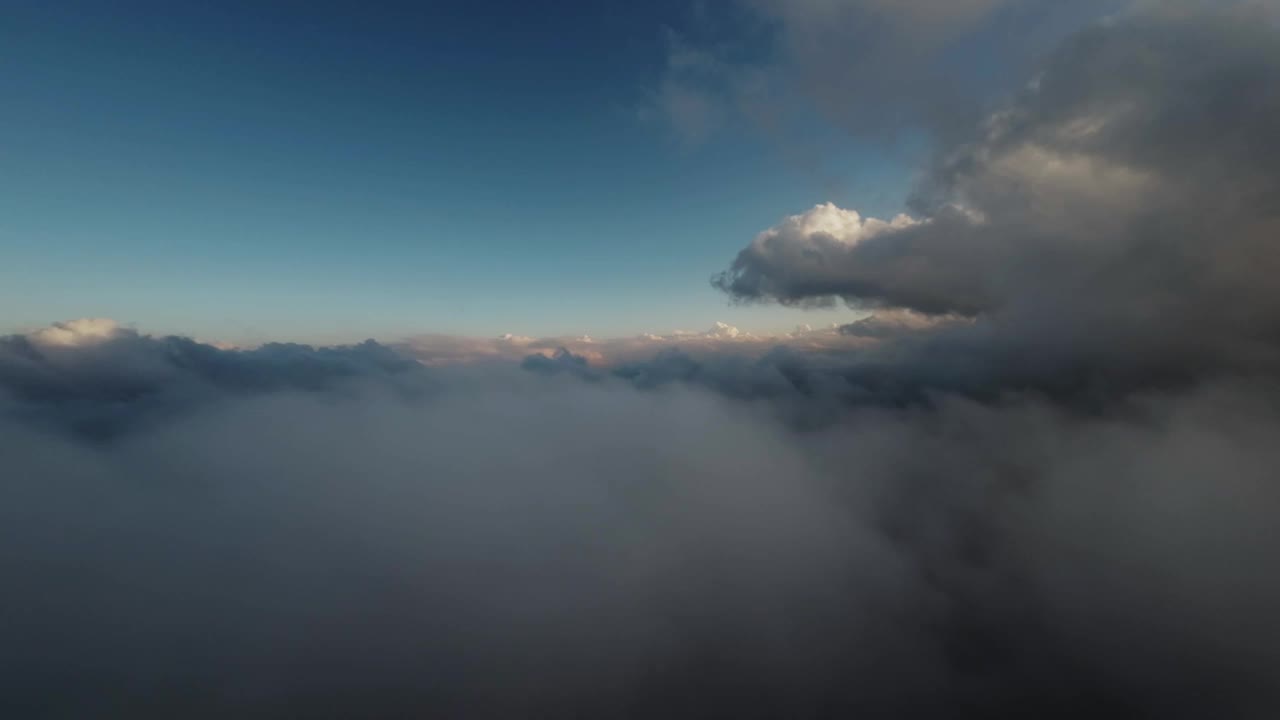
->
xmin=4 ymin=327 xmax=1279 ymax=717
xmin=2 ymin=377 xmax=889 ymax=716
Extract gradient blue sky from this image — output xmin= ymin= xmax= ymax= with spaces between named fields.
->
xmin=1 ymin=1 xmax=929 ymax=343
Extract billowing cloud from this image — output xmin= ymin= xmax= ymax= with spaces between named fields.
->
xmin=716 ymin=5 xmax=1280 ymax=396
xmin=27 ymin=317 xmax=125 ymax=347
xmin=713 ymin=202 xmax=930 ymax=309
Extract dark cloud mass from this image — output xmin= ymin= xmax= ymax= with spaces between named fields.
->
xmin=520 ymin=347 xmax=602 ymax=380
xmin=715 ymin=5 xmax=1280 ymax=397
xmin=655 ymin=0 xmax=1127 ymax=145
xmin=0 ymin=320 xmax=427 ymax=441
xmin=5 ymin=5 xmax=1280 ymax=719
xmin=4 ymin=325 xmax=1279 ymax=717
xmin=4 ymin=319 xmax=1278 ymax=718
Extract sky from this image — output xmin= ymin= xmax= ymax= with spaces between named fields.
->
xmin=0 ymin=0 xmax=928 ymax=343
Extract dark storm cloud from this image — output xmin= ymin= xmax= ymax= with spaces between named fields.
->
xmin=655 ymin=0 xmax=1126 ymax=144
xmin=742 ymin=0 xmax=1122 ymax=135
xmin=715 ymin=5 xmax=1280 ymax=399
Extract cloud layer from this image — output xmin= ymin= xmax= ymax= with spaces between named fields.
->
xmin=4 ymin=320 xmax=1278 ymax=716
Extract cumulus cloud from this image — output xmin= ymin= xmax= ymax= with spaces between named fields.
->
xmin=27 ymin=317 xmax=125 ymax=347
xmin=716 ymin=5 xmax=1280 ymax=397
xmin=713 ymin=202 xmax=926 ymax=309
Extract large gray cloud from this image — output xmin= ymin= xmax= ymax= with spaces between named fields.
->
xmin=742 ymin=0 xmax=1098 ymax=134
xmin=0 ymin=319 xmax=428 ymax=441
xmin=654 ymin=0 xmax=1126 ymax=145
xmin=715 ymin=5 xmax=1280 ymax=397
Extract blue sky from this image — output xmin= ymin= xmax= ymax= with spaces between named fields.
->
xmin=1 ymin=0 xmax=926 ymax=342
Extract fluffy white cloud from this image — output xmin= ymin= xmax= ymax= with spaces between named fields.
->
xmin=29 ymin=318 xmax=125 ymax=347
xmin=750 ymin=202 xmax=919 ymax=251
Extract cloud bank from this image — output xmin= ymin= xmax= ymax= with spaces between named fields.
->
xmin=4 ymin=317 xmax=1278 ymax=717
xmin=395 ymin=320 xmax=868 ymax=369
xmin=715 ymin=4 xmax=1280 ymax=400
